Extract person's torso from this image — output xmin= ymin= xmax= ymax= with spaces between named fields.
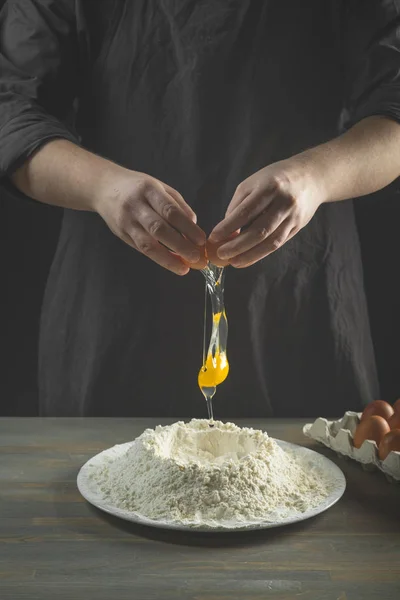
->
xmin=75 ymin=0 xmax=344 ymax=229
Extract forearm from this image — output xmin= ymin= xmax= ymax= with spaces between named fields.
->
xmin=294 ymin=116 xmax=400 ymax=203
xmin=10 ymin=139 xmax=121 ymax=211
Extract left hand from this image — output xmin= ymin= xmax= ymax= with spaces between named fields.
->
xmin=209 ymin=159 xmax=326 ymax=267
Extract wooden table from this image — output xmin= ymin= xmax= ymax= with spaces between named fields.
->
xmin=0 ymin=418 xmax=399 ymax=600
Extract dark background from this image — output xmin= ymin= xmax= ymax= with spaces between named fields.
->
xmin=1 ymin=184 xmax=400 ymax=416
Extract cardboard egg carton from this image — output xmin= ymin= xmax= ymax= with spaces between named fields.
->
xmin=303 ymin=411 xmax=400 ymax=482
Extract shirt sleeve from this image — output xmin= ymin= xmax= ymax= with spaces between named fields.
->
xmin=340 ymin=0 xmax=400 ymax=130
xmin=0 ymin=0 xmax=82 ymax=184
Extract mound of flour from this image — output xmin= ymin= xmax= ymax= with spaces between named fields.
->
xmin=91 ymin=419 xmax=329 ymax=525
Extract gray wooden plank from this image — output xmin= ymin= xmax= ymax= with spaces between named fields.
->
xmin=1 ymin=581 xmax=400 ymax=600
xmin=0 ymin=536 xmax=399 ymax=570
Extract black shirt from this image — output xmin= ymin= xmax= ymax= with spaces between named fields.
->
xmin=1 ymin=0 xmax=399 ymax=417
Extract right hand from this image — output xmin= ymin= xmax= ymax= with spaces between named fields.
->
xmin=95 ymin=168 xmax=205 ymax=275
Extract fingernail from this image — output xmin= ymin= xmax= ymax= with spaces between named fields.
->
xmin=230 ymin=258 xmax=242 ymax=267
xmin=209 ymin=232 xmax=221 ymax=243
xmin=189 ymin=250 xmax=200 ymax=261
xmin=217 ymin=248 xmax=229 ymax=260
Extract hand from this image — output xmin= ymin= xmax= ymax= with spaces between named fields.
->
xmin=209 ymin=159 xmax=326 ymax=267
xmin=96 ymin=167 xmax=206 ymax=275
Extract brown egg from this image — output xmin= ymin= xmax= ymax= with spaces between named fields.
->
xmin=181 ymin=245 xmax=208 ymax=270
xmin=388 ymin=411 xmax=400 ymax=430
xmin=206 ymin=231 xmax=240 ymax=267
xmin=393 ymin=398 xmax=400 ymax=413
xmin=361 ymin=400 xmax=394 ymax=422
xmin=206 ymin=240 xmax=230 ymax=267
xmin=353 ymin=415 xmax=390 ymax=449
xmin=378 ymin=429 xmax=400 ymax=461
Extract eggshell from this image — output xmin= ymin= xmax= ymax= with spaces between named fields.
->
xmin=393 ymin=398 xmax=400 ymax=413
xmin=205 ymin=240 xmax=230 ymax=267
xmin=181 ymin=245 xmax=208 ymax=270
xmin=378 ymin=430 xmax=400 ymax=461
xmin=388 ymin=411 xmax=400 ymax=431
xmin=206 ymin=231 xmax=240 ymax=267
xmin=361 ymin=400 xmax=394 ymax=422
xmin=353 ymin=415 xmax=390 ymax=449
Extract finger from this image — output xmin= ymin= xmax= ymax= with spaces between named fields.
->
xmin=230 ymin=218 xmax=295 ymax=268
xmin=205 ymin=230 xmax=241 ymax=267
xmin=136 ymin=204 xmax=202 ymax=263
xmin=163 ymin=184 xmax=197 ymax=222
xmin=209 ymin=191 xmax=275 ymax=243
xmin=216 ymin=200 xmax=289 ymax=260
xmin=123 ymin=225 xmax=190 ymax=276
xmin=225 ymin=184 xmax=251 ymax=216
xmin=146 ymin=187 xmax=206 ymax=246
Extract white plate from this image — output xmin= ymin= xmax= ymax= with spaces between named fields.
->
xmin=77 ymin=439 xmax=346 ymax=532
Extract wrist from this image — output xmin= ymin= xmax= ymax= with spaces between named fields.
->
xmin=91 ymin=160 xmax=129 ymax=214
xmin=279 ymin=151 xmax=330 ymax=206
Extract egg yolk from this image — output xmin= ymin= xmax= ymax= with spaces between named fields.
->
xmin=198 ymin=312 xmax=229 ymax=389
xmin=198 ymin=350 xmax=229 ymax=388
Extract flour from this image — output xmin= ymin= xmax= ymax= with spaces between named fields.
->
xmin=91 ymin=419 xmax=330 ymax=526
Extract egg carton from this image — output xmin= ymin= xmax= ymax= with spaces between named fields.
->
xmin=303 ymin=411 xmax=400 ymax=482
